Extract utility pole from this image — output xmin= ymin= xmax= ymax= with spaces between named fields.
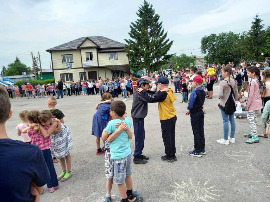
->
xmin=38 ymin=52 xmax=43 ymax=80
xmin=31 ymin=52 xmax=37 ymax=80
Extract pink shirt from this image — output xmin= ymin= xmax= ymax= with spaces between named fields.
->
xmin=247 ymin=79 xmax=263 ymax=110
xmin=21 ymin=84 xmax=26 ymax=90
xmin=28 ymin=125 xmax=51 ymax=150
xmin=16 ymin=123 xmax=31 ymax=143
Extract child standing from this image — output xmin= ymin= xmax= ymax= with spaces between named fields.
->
xmin=217 ymin=65 xmax=238 ymax=145
xmin=186 ymin=76 xmax=206 ymax=157
xmin=16 ymin=110 xmax=31 ymax=143
xmin=25 ymin=110 xmax=60 ymax=193
xmin=48 ymin=97 xmax=65 ymax=123
xmin=244 ymin=66 xmax=263 ymax=144
xmin=40 ymin=111 xmax=73 ymax=182
xmin=102 ymin=101 xmax=136 ymax=202
xmin=181 ymin=79 xmax=188 ymax=103
xmin=92 ymin=93 xmax=112 ymax=155
xmin=120 ymin=79 xmax=127 ymax=101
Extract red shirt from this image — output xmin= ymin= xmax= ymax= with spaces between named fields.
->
xmin=132 ymin=81 xmax=137 ymax=89
xmin=28 ymin=125 xmax=51 ymax=150
xmin=26 ymin=84 xmax=33 ymax=91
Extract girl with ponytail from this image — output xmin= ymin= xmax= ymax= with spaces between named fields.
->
xmin=244 ymin=66 xmax=263 ymax=144
xmin=217 ymin=65 xmax=238 ymax=145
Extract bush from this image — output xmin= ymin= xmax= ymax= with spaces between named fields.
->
xmin=15 ymin=79 xmax=55 ymax=87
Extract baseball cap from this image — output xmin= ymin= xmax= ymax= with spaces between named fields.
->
xmin=192 ymin=76 xmax=203 ymax=84
xmin=137 ymin=78 xmax=150 ymax=86
xmin=157 ymin=76 xmax=169 ymax=84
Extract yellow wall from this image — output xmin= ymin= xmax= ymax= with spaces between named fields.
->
xmin=85 ymin=68 xmax=112 ymax=80
xmin=54 ymin=68 xmax=85 ymax=82
xmin=79 ymin=39 xmax=97 ymax=48
xmin=52 ymin=50 xmax=82 ymax=69
xmin=98 ymin=52 xmax=129 ymax=66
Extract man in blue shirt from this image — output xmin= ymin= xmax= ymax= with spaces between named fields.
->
xmin=186 ymin=76 xmax=206 ymax=158
xmin=0 ymin=86 xmax=50 ymax=202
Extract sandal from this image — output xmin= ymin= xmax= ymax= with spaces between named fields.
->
xmin=258 ymin=133 xmax=268 ymax=138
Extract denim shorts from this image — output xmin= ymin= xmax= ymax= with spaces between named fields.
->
xmin=112 ymin=154 xmax=132 ymax=184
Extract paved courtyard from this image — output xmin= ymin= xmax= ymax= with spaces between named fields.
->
xmin=6 ymin=84 xmax=270 ymax=202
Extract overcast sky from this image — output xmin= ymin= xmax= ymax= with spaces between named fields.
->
xmin=1 ymin=0 xmax=270 ymax=70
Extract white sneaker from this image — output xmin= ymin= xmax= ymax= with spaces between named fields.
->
xmin=228 ymin=137 xmax=235 ymax=143
xmin=217 ymin=139 xmax=230 ymax=145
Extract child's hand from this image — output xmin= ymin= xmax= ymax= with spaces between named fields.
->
xmin=245 ymin=107 xmax=249 ymax=111
xmin=117 ymin=123 xmax=126 ymax=131
xmin=186 ymin=110 xmax=190 ymax=115
xmin=115 ymin=123 xmax=121 ymax=128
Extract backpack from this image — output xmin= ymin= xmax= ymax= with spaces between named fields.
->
xmin=223 ymin=85 xmax=236 ymax=115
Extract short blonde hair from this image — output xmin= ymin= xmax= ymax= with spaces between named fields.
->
xmin=48 ymin=97 xmax=57 ymax=106
xmin=19 ymin=110 xmax=28 ymax=122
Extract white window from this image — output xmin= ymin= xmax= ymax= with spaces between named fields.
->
xmin=86 ymin=52 xmax=93 ymax=61
xmin=109 ymin=52 xmax=118 ymax=60
xmin=60 ymin=73 xmax=73 ymax=82
xmin=79 ymin=72 xmax=87 ymax=81
xmin=62 ymin=54 xmax=73 ymax=63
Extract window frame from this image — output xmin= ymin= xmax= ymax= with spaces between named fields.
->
xmin=79 ymin=72 xmax=87 ymax=81
xmin=86 ymin=52 xmax=93 ymax=61
xmin=62 ymin=54 xmax=73 ymax=63
xmin=109 ymin=52 xmax=118 ymax=60
xmin=60 ymin=73 xmax=73 ymax=82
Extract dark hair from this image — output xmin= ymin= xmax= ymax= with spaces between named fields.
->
xmin=0 ymin=86 xmax=11 ymax=123
xmin=247 ymin=66 xmax=263 ymax=86
xmin=110 ymin=101 xmax=126 ymax=117
xmin=196 ymin=71 xmax=202 ymax=76
xmin=190 ymin=67 xmax=198 ymax=73
xmin=38 ymin=110 xmax=53 ymax=123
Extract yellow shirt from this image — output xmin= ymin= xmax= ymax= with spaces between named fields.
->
xmin=158 ymin=89 xmax=177 ymax=120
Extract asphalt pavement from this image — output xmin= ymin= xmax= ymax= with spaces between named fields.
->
xmin=6 ymin=84 xmax=270 ymax=202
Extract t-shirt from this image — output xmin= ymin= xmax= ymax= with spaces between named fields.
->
xmin=131 ymin=81 xmax=137 ymax=89
xmin=104 ymin=117 xmax=132 ymax=159
xmin=120 ymin=83 xmax=126 ymax=90
xmin=28 ymin=125 xmax=51 ymax=150
xmin=50 ymin=109 xmax=65 ymax=120
xmin=0 ymin=138 xmax=50 ymax=202
xmin=16 ymin=123 xmax=31 ymax=143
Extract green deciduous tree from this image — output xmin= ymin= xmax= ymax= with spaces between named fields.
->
xmin=161 ymin=54 xmax=195 ymax=70
xmin=1 ymin=66 xmax=6 ymax=75
xmin=125 ymin=0 xmax=173 ymax=75
xmin=4 ymin=57 xmax=31 ymax=76
xmin=201 ymin=14 xmax=267 ymax=64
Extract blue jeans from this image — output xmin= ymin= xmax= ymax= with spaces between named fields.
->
xmin=122 ymin=89 xmax=127 ymax=98
xmin=174 ymin=81 xmax=180 ymax=93
xmin=133 ymin=119 xmax=145 ymax=158
xmin=182 ymin=92 xmax=188 ymax=102
xmin=57 ymin=90 xmax=63 ymax=98
xmin=42 ymin=149 xmax=58 ymax=188
xmin=220 ymin=109 xmax=235 ymax=139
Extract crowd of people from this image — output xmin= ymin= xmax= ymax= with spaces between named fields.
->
xmin=2 ymin=58 xmax=270 ymax=202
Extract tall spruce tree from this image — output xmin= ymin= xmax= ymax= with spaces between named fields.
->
xmin=247 ymin=14 xmax=265 ymax=61
xmin=125 ymin=0 xmax=173 ymax=75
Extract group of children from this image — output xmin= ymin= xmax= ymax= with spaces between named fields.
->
xmin=16 ymin=97 xmax=73 ymax=193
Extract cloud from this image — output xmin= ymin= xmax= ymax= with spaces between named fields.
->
xmin=169 ymin=0 xmax=270 ymax=35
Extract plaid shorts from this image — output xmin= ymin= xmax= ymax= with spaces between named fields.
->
xmin=105 ymin=150 xmax=113 ymax=179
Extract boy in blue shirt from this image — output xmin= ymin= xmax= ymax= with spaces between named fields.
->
xmin=186 ymin=76 xmax=206 ymax=157
xmin=102 ymin=101 xmax=136 ymax=202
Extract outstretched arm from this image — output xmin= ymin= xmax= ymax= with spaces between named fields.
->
xmin=138 ymin=90 xmax=167 ymax=103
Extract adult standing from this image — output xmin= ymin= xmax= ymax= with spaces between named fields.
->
xmin=6 ymin=84 xmax=13 ymax=98
xmin=57 ymin=80 xmax=63 ymax=99
xmin=173 ymin=71 xmax=181 ymax=93
xmin=26 ymin=82 xmax=33 ymax=99
xmin=265 ymin=57 xmax=270 ymax=67
xmin=0 ymin=86 xmax=50 ymax=201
